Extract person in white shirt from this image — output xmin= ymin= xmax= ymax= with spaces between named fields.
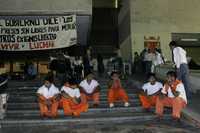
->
xmin=151 ymin=51 xmax=164 ymax=73
xmin=37 ymin=76 xmax=60 ymax=118
xmin=143 ymin=49 xmax=153 ymax=74
xmin=156 ymin=71 xmax=187 ymax=122
xmin=79 ymin=72 xmax=100 ymax=107
xmin=139 ymin=73 xmax=163 ymax=111
xmin=169 ymin=41 xmax=192 ymax=99
xmin=60 ymin=78 xmax=88 ymax=117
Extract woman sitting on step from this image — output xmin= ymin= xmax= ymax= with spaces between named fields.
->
xmin=107 ymin=71 xmax=129 ymax=108
xmin=139 ymin=73 xmax=163 ymax=112
xmin=37 ymin=75 xmax=60 ymax=118
xmin=60 ymin=77 xmax=88 ymax=117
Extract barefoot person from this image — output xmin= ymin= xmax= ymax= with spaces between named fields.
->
xmin=37 ymin=76 xmax=60 ymax=118
xmin=107 ymin=71 xmax=129 ymax=108
xmin=156 ymin=71 xmax=187 ymax=121
xmin=139 ymin=73 xmax=163 ymax=111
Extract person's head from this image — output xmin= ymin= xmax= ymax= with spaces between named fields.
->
xmin=63 ymin=78 xmax=70 ymax=87
xmin=134 ymin=52 xmax=139 ymax=56
xmin=111 ymin=71 xmax=120 ymax=80
xmin=147 ymin=73 xmax=157 ymax=85
xmin=169 ymin=41 xmax=178 ymax=50
xmin=86 ymin=72 xmax=94 ymax=82
xmin=44 ymin=75 xmax=54 ymax=88
xmin=68 ymin=77 xmax=77 ymax=89
xmin=166 ymin=71 xmax=177 ymax=84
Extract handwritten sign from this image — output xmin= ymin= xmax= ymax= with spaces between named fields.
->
xmin=0 ymin=15 xmax=77 ymax=51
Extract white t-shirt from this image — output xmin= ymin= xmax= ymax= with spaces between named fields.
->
xmin=144 ymin=52 xmax=155 ymax=61
xmin=79 ymin=79 xmax=99 ymax=94
xmin=61 ymin=86 xmax=81 ymax=98
xmin=173 ymin=47 xmax=187 ymax=68
xmin=142 ymin=82 xmax=163 ymax=95
xmin=153 ymin=52 xmax=164 ymax=66
xmin=161 ymin=83 xmax=187 ymax=104
xmin=37 ymin=84 xmax=59 ymax=99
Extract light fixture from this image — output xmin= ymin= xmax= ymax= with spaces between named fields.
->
xmin=181 ymin=38 xmax=198 ymax=41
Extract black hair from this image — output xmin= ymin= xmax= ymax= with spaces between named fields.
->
xmin=63 ymin=76 xmax=77 ymax=85
xmin=68 ymin=77 xmax=77 ymax=85
xmin=147 ymin=73 xmax=156 ymax=80
xmin=44 ymin=75 xmax=54 ymax=83
xmin=169 ymin=41 xmax=178 ymax=47
xmin=85 ymin=71 xmax=93 ymax=77
xmin=110 ymin=71 xmax=119 ymax=77
xmin=166 ymin=71 xmax=177 ymax=78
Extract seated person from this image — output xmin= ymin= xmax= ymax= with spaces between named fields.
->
xmin=156 ymin=71 xmax=187 ymax=121
xmin=79 ymin=72 xmax=100 ymax=107
xmin=60 ymin=78 xmax=88 ymax=117
xmin=37 ymin=76 xmax=60 ymax=118
xmin=107 ymin=71 xmax=129 ymax=108
xmin=139 ymin=73 xmax=163 ymax=111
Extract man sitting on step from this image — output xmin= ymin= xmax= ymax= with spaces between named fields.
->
xmin=60 ymin=77 xmax=88 ymax=117
xmin=107 ymin=71 xmax=129 ymax=108
xmin=79 ymin=72 xmax=100 ymax=107
xmin=156 ymin=71 xmax=187 ymax=121
xmin=37 ymin=75 xmax=60 ymax=118
xmin=139 ymin=73 xmax=163 ymax=112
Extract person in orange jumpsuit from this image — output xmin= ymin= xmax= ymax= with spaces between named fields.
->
xmin=61 ymin=78 xmax=88 ymax=117
xmin=79 ymin=72 xmax=100 ymax=107
xmin=139 ymin=73 xmax=163 ymax=112
xmin=107 ymin=71 xmax=129 ymax=108
xmin=156 ymin=71 xmax=187 ymax=122
xmin=37 ymin=76 xmax=60 ymax=118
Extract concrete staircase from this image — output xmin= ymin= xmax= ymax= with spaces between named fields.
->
xmin=0 ymin=78 xmax=171 ymax=127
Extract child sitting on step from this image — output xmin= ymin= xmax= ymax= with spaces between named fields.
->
xmin=37 ymin=75 xmax=60 ymax=118
xmin=60 ymin=77 xmax=88 ymax=117
xmin=79 ymin=72 xmax=100 ymax=108
xmin=107 ymin=71 xmax=129 ymax=108
xmin=156 ymin=71 xmax=187 ymax=122
xmin=139 ymin=73 xmax=163 ymax=112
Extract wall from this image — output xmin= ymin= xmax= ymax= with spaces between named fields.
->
xmin=130 ymin=0 xmax=200 ymax=61
xmin=0 ymin=0 xmax=92 ymax=15
xmin=118 ymin=0 xmax=132 ymax=61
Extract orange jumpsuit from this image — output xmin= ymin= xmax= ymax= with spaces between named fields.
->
xmin=139 ymin=95 xmax=158 ymax=109
xmin=38 ymin=95 xmax=59 ymax=118
xmin=79 ymin=79 xmax=100 ymax=105
xmin=107 ymin=79 xmax=129 ymax=104
xmin=156 ymin=80 xmax=187 ymax=119
xmin=81 ymin=92 xmax=100 ymax=105
xmin=61 ymin=94 xmax=88 ymax=116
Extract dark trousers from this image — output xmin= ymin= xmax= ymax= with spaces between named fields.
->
xmin=177 ymin=63 xmax=192 ymax=99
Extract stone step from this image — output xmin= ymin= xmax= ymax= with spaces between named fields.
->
xmin=7 ymin=79 xmax=128 ymax=87
xmin=1 ymin=113 xmax=171 ymax=127
xmin=7 ymin=82 xmax=132 ymax=91
xmin=7 ymin=89 xmax=139 ymax=97
xmin=7 ymin=100 xmax=141 ymax=110
xmin=7 ymin=94 xmax=139 ymax=103
xmin=6 ymin=106 xmax=144 ymax=117
xmin=10 ymin=90 xmax=138 ymax=95
xmin=7 ymin=90 xmax=138 ymax=96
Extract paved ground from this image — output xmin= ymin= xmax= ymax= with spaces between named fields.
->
xmin=187 ymin=92 xmax=200 ymax=113
xmin=1 ymin=120 xmax=200 ymax=133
